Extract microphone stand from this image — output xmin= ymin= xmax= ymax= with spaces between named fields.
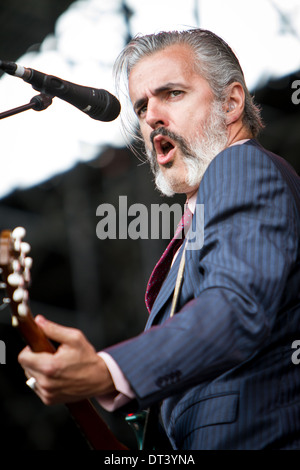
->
xmin=0 ymin=93 xmax=53 ymax=120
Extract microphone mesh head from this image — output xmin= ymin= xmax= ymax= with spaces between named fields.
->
xmin=88 ymin=89 xmax=121 ymax=122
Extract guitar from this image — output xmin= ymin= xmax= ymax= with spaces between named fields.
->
xmin=0 ymin=227 xmax=128 ymax=450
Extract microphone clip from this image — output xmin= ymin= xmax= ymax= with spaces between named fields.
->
xmin=0 ymin=93 xmax=53 ymax=120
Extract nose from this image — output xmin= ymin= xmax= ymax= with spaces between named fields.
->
xmin=145 ymin=99 xmax=169 ymax=130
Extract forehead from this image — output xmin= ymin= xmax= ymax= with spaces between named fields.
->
xmin=128 ymin=44 xmax=207 ymax=100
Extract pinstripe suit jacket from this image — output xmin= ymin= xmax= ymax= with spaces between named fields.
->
xmin=106 ymin=139 xmax=300 ymax=449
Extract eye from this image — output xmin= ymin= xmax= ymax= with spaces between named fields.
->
xmin=137 ymin=104 xmax=147 ymax=117
xmin=169 ymin=90 xmax=183 ymax=98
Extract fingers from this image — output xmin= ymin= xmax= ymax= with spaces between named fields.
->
xmin=18 ymin=349 xmax=57 ymax=382
xmin=35 ymin=315 xmax=84 ymax=346
xmin=17 ymin=316 xmax=105 ymax=405
xmin=21 ymin=358 xmax=63 ymax=405
xmin=18 ymin=317 xmax=89 ymax=383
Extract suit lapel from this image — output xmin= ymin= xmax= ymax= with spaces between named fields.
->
xmin=145 ymin=242 xmax=186 ymax=329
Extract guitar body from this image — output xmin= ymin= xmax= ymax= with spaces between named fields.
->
xmin=0 ymin=227 xmax=127 ymax=450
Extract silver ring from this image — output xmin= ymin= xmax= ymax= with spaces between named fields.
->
xmin=26 ymin=377 xmax=37 ymax=391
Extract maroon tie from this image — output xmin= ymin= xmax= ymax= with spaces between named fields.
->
xmin=145 ymin=207 xmax=192 ymax=313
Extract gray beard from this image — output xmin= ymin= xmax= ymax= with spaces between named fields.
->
xmin=146 ymin=101 xmax=229 ymax=197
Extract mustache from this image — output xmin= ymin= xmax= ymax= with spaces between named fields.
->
xmin=147 ymin=127 xmax=198 ymax=173
xmin=150 ymin=127 xmax=192 ymax=155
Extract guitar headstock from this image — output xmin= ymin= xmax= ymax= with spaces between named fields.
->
xmin=0 ymin=227 xmax=33 ymax=327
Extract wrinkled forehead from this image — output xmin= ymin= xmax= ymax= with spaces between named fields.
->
xmin=128 ymin=44 xmax=202 ymax=101
xmin=129 ymin=43 xmax=197 ymax=76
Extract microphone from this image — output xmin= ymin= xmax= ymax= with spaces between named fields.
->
xmin=0 ymin=60 xmax=121 ymax=122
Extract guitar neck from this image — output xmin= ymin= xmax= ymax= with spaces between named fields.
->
xmin=0 ymin=228 xmax=127 ymax=450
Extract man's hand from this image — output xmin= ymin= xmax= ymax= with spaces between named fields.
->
xmin=18 ymin=315 xmax=116 ymax=405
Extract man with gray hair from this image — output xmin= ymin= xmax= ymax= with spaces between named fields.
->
xmin=19 ymin=29 xmax=300 ymax=450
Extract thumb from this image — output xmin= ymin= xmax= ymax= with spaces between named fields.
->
xmin=35 ymin=315 xmax=79 ymax=345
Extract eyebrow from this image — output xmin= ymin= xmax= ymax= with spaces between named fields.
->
xmin=133 ymin=82 xmax=188 ymax=113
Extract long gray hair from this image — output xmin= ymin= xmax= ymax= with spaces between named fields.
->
xmin=114 ymin=29 xmax=264 ymax=146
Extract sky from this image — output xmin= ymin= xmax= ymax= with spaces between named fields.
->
xmin=0 ymin=0 xmax=299 ymax=198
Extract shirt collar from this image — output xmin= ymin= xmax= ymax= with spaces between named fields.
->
xmin=186 ymin=192 xmax=198 ymax=214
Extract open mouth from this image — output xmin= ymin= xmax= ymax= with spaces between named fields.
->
xmin=153 ymin=135 xmax=176 ymax=165
xmin=160 ymin=139 xmax=174 ymax=155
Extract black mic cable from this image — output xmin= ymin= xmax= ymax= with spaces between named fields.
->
xmin=0 ymin=60 xmax=121 ymax=122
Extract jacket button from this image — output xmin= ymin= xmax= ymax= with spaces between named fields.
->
xmin=155 ymin=369 xmax=182 ymax=388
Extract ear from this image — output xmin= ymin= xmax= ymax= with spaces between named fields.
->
xmin=224 ymin=82 xmax=245 ymax=125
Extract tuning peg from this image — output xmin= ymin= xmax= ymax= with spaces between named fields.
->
xmin=12 ymin=227 xmax=26 ymax=240
xmin=7 ymin=273 xmax=23 ymax=287
xmin=24 ymin=257 xmax=33 ymax=268
xmin=11 ymin=227 xmax=27 ymax=252
xmin=24 ymin=272 xmax=31 ymax=284
xmin=17 ymin=303 xmax=28 ymax=317
xmin=12 ymin=316 xmax=19 ymax=327
xmin=20 ymin=242 xmax=31 ymax=255
xmin=12 ymin=260 xmax=21 ymax=272
xmin=13 ymin=287 xmax=26 ymax=302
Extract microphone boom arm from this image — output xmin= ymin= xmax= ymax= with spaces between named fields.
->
xmin=0 ymin=93 xmax=53 ymax=120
